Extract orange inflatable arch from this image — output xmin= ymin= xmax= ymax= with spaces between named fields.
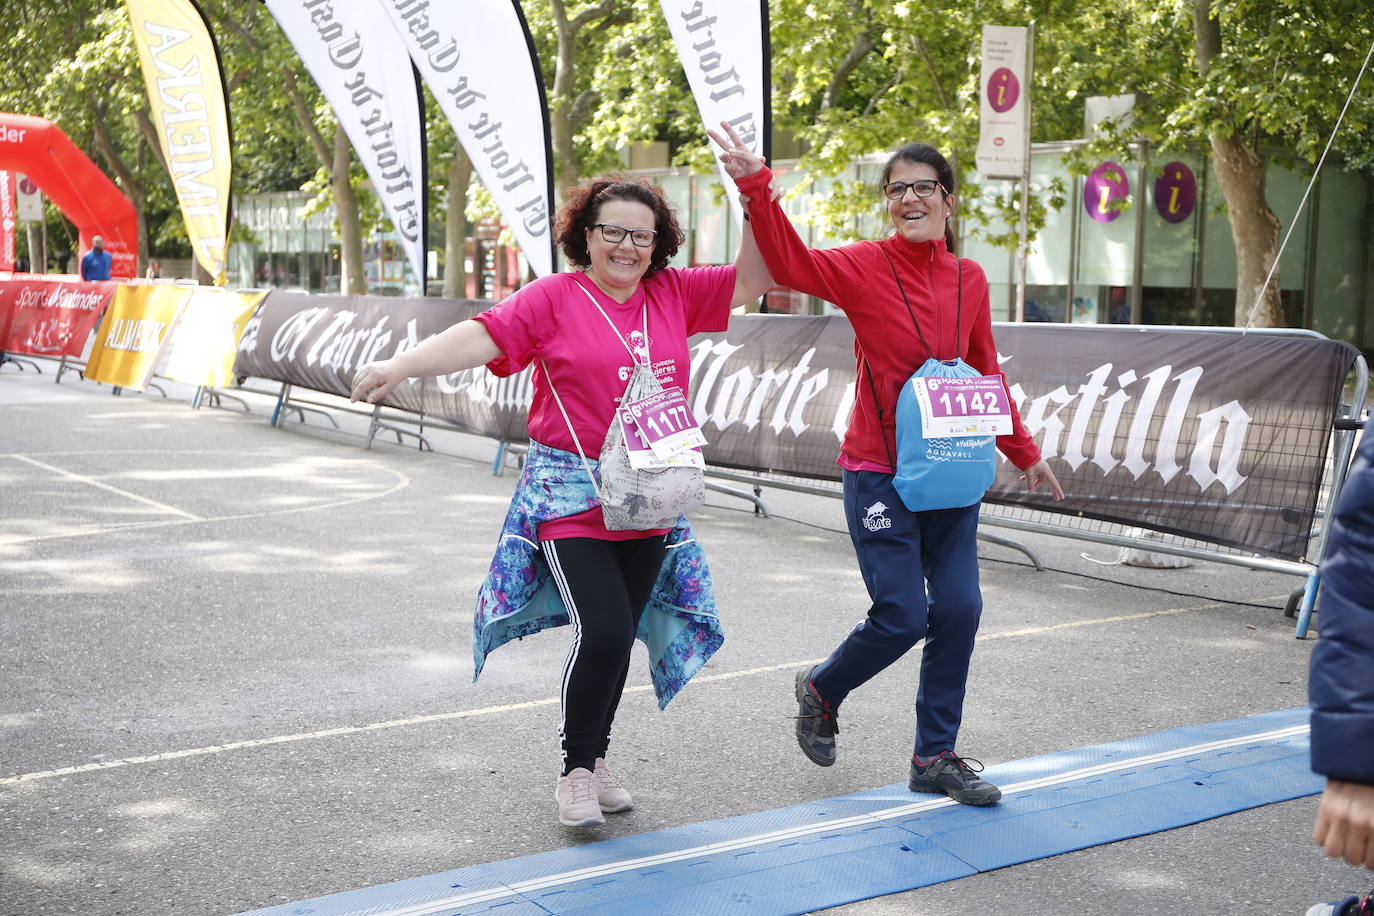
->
xmin=0 ymin=112 xmax=138 ymax=277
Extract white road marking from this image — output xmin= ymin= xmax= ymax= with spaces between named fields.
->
xmin=0 ymin=602 xmax=1247 ymax=787
xmin=8 ymin=454 xmax=202 ymax=520
xmin=0 ymin=455 xmax=409 ymax=545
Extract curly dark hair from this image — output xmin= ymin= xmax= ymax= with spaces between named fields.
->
xmin=555 ymin=175 xmax=685 ymax=279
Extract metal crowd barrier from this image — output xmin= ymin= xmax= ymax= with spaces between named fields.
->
xmin=704 ymin=328 xmax=1367 ymax=640
xmin=129 ymin=320 xmax=1365 ymax=641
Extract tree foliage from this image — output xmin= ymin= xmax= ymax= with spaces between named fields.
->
xmin=4 ymin=0 xmax=1370 ymax=318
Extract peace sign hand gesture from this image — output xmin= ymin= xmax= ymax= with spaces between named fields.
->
xmin=707 ymin=120 xmax=766 ymax=180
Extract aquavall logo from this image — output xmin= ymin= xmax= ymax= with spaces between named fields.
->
xmin=862 ymin=501 xmax=893 ymax=532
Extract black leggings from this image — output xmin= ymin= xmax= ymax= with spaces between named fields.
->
xmin=541 ymin=535 xmax=668 ymax=775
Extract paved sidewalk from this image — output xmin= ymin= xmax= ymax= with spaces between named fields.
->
xmin=0 ymin=366 xmax=1359 ymax=915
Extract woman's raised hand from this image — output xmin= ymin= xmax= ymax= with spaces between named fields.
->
xmin=707 ymin=120 xmax=766 ymax=179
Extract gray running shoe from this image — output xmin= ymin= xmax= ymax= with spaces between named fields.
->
xmin=908 ymin=752 xmax=1002 ymax=806
xmin=794 ymin=667 xmax=838 ymax=766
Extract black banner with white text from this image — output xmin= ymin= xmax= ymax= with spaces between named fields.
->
xmin=234 ymin=291 xmax=1358 ymax=562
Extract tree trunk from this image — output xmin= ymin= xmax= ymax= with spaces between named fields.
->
xmin=27 ymin=223 xmax=45 ymax=274
xmin=547 ymin=0 xmax=628 ymax=191
xmin=1193 ymin=0 xmax=1284 ymax=328
xmin=549 ymin=1 xmax=580 ymax=193
xmin=1209 ymin=135 xmax=1284 ymax=327
xmin=443 ymin=149 xmax=472 ymax=299
xmin=332 ymin=128 xmax=367 ymax=296
xmin=89 ymin=104 xmax=148 ymax=276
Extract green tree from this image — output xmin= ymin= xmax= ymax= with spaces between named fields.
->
xmin=1 ymin=1 xmax=189 ymax=275
xmin=1032 ymin=0 xmax=1374 ymax=326
xmin=202 ymin=0 xmax=373 ymax=294
xmin=768 ymin=0 xmax=1374 ymax=328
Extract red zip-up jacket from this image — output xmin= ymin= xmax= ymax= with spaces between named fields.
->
xmin=738 ymin=166 xmax=1041 ymax=472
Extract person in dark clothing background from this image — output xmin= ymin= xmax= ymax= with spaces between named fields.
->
xmin=79 ymin=236 xmax=112 ymax=281
xmin=1306 ymin=427 xmax=1374 ymax=916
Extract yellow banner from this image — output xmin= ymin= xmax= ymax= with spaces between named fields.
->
xmin=124 ymin=0 xmax=232 ymax=284
xmin=85 ymin=284 xmax=192 ymax=390
xmin=162 ymin=288 xmax=264 ymax=387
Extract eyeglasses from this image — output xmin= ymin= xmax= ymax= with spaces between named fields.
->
xmin=883 ymin=179 xmax=947 ymax=200
xmin=593 ymin=223 xmax=657 ymax=248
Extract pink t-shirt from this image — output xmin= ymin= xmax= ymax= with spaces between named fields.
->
xmin=475 ymin=267 xmax=735 ymax=540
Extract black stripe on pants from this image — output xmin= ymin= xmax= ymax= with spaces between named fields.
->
xmin=542 ymin=535 xmax=667 ymax=776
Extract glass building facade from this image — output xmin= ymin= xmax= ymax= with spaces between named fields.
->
xmin=228 ymin=141 xmax=1372 ymax=352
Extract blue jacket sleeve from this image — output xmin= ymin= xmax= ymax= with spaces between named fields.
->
xmin=1310 ymin=429 xmax=1374 ymax=784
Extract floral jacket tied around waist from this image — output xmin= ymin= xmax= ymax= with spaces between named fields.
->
xmin=472 ymin=439 xmax=722 ymax=708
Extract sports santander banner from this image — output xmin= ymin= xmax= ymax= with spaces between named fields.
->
xmin=124 ymin=0 xmax=233 ymax=284
xmin=0 ymin=278 xmax=117 ymax=357
xmin=265 ymin=0 xmax=427 ymax=284
xmin=161 ymin=288 xmax=265 ymax=387
xmin=0 ymin=170 xmax=15 ymax=271
xmin=975 ymin=24 xmax=1029 ymax=179
xmin=660 ymin=0 xmax=768 ymax=226
xmin=377 ymin=0 xmax=554 ymax=278
xmin=85 ymin=285 xmax=191 ymax=391
xmin=233 ymin=292 xmax=1359 ymax=563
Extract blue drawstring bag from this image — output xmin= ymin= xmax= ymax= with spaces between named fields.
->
xmin=892 ymin=357 xmax=998 ymax=512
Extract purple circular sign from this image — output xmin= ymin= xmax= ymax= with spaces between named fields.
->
xmin=17 ymin=176 xmax=38 ymax=195
xmin=1153 ymin=161 xmax=1196 ymax=224
xmin=1083 ymin=161 xmax=1130 ymax=223
xmin=987 ymin=67 xmax=1020 ymax=113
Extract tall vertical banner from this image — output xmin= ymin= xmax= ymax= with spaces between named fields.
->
xmin=124 ymin=0 xmax=233 ymax=283
xmin=265 ymin=0 xmax=427 ymax=285
xmin=660 ymin=0 xmax=770 ymax=226
xmin=975 ymin=25 xmax=1029 ymax=179
xmin=0 ymin=171 xmax=14 ymax=271
xmin=376 ymin=0 xmax=554 ymax=279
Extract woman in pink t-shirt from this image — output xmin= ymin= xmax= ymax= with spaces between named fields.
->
xmin=352 ymin=175 xmax=771 ymax=828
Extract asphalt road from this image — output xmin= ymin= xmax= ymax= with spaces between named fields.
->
xmin=0 ymin=364 xmax=1364 ymax=915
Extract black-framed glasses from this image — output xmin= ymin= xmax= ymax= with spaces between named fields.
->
xmin=593 ymin=223 xmax=657 ymax=248
xmin=883 ymin=179 xmax=947 ymax=200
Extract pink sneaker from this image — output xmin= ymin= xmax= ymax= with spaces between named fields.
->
xmin=555 ymin=767 xmax=604 ymax=827
xmin=594 ymin=758 xmax=633 ymax=813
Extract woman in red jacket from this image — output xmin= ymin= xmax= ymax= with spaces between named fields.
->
xmin=712 ymin=124 xmax=1063 ymax=805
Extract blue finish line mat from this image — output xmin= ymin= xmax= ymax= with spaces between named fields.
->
xmin=239 ymin=708 xmax=1319 ymax=916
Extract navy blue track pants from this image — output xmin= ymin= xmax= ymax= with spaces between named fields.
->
xmin=810 ymin=469 xmax=984 ymax=759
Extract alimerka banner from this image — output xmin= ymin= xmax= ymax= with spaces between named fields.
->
xmin=233 ymin=291 xmax=1358 ymax=562
xmin=377 ymin=0 xmax=555 ymax=278
xmin=265 ymin=0 xmax=427 ymax=285
xmin=660 ymin=0 xmax=769 ymax=226
xmin=0 ymin=278 xmax=117 ymax=357
xmin=85 ymin=285 xmax=191 ymax=391
xmin=161 ymin=288 xmax=265 ymax=387
xmin=124 ymin=0 xmax=233 ymax=283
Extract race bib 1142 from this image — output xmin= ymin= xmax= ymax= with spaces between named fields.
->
xmin=911 ymin=374 xmax=1011 ymax=437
